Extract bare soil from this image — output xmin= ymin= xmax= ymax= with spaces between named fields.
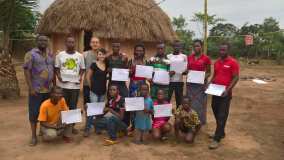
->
xmin=0 ymin=61 xmax=283 ymax=160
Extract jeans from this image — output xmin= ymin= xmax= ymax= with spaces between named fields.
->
xmin=168 ymin=82 xmax=184 ymax=108
xmin=212 ymin=95 xmax=232 ymax=142
xmin=95 ymin=116 xmax=127 ymax=140
xmin=62 ymin=89 xmax=80 ymax=110
xmin=86 ymin=92 xmax=105 ymax=130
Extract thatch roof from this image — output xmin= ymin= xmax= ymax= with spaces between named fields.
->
xmin=37 ymin=0 xmax=177 ymax=42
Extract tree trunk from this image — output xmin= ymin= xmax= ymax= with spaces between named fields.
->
xmin=0 ymin=0 xmax=20 ymax=99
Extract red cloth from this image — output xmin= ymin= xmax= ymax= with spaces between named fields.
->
xmin=212 ymin=56 xmax=239 ymax=87
xmin=152 ymin=101 xmax=170 ymax=129
xmin=187 ymin=53 xmax=211 ymax=71
xmin=130 ymin=65 xmax=146 ymax=81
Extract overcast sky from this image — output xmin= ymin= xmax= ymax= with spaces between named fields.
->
xmin=39 ymin=0 xmax=284 ymax=38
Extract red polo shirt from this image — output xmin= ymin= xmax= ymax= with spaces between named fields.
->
xmin=187 ymin=53 xmax=211 ymax=71
xmin=212 ymin=56 xmax=239 ymax=87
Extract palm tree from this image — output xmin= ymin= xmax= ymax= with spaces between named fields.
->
xmin=0 ymin=0 xmax=38 ymax=99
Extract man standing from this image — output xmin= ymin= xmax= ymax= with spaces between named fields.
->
xmin=208 ymin=42 xmax=239 ymax=149
xmin=147 ymin=42 xmax=170 ymax=100
xmin=23 ymin=35 xmax=54 ymax=146
xmin=55 ymin=36 xmax=85 ymax=134
xmin=106 ymin=42 xmax=129 ymax=98
xmin=167 ymin=40 xmax=187 ymax=108
xmin=83 ymin=36 xmax=100 ymax=105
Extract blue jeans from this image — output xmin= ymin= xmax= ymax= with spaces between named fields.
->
xmin=85 ymin=92 xmax=105 ymax=130
xmin=95 ymin=116 xmax=127 ymax=140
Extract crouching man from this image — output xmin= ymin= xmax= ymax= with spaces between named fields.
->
xmin=38 ymin=86 xmax=72 ymax=143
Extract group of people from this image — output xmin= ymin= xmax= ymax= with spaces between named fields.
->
xmin=23 ymin=34 xmax=239 ymax=150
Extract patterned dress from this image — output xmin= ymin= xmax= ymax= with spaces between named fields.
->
xmin=174 ymin=107 xmax=200 ymax=133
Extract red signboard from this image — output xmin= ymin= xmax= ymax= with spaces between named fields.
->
xmin=245 ymin=35 xmax=253 ymax=46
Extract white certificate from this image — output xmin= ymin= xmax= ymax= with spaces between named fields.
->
xmin=111 ymin=68 xmax=129 ymax=82
xmin=135 ymin=65 xmax=154 ymax=79
xmin=170 ymin=61 xmax=187 ymax=74
xmin=154 ymin=104 xmax=173 ymax=118
xmin=61 ymin=73 xmax=80 ymax=83
xmin=153 ymin=70 xmax=170 ymax=85
xmin=205 ymin=84 xmax=226 ymax=96
xmin=125 ymin=97 xmax=145 ymax=111
xmin=187 ymin=70 xmax=206 ymax=84
xmin=61 ymin=109 xmax=82 ymax=124
xmin=86 ymin=102 xmax=105 ymax=116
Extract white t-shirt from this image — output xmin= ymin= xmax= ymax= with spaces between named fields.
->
xmin=167 ymin=53 xmax=188 ymax=82
xmin=55 ymin=51 xmax=85 ymax=89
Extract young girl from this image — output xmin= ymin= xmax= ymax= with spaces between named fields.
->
xmin=84 ymin=48 xmax=107 ymax=137
xmin=174 ymin=97 xmax=201 ymax=143
xmin=133 ymin=84 xmax=153 ymax=144
xmin=152 ymin=89 xmax=172 ymax=141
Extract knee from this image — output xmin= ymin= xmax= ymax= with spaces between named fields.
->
xmin=163 ymin=123 xmax=172 ymax=132
xmin=185 ymin=138 xmax=194 ymax=144
xmin=152 ymin=130 xmax=161 ymax=139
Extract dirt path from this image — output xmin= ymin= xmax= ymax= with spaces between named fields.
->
xmin=0 ymin=62 xmax=283 ymax=160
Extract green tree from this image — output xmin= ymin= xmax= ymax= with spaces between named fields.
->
xmin=172 ymin=15 xmax=194 ymax=55
xmin=0 ymin=0 xmax=39 ymax=98
xmin=191 ymin=12 xmax=225 ymax=27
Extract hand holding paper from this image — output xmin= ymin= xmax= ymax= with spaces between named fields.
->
xmin=205 ymin=84 xmax=226 ymax=96
xmin=112 ymin=68 xmax=129 ymax=82
xmin=187 ymin=70 xmax=206 ymax=84
xmin=153 ymin=70 xmax=170 ymax=85
xmin=125 ymin=97 xmax=145 ymax=111
xmin=154 ymin=104 xmax=173 ymax=118
xmin=61 ymin=109 xmax=82 ymax=124
xmin=135 ymin=65 xmax=154 ymax=79
xmin=86 ymin=102 xmax=105 ymax=116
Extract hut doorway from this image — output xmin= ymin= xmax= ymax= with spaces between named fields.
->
xmin=83 ymin=31 xmax=92 ymax=51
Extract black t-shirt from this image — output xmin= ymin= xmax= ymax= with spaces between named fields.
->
xmin=90 ymin=62 xmax=107 ymax=95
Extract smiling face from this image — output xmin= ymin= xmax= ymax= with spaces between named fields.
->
xmin=109 ymin=85 xmax=119 ymax=98
xmin=219 ymin=44 xmax=229 ymax=59
xmin=37 ymin=35 xmax=48 ymax=50
xmin=65 ymin=37 xmax=75 ymax=51
xmin=90 ymin=37 xmax=100 ymax=51
xmin=157 ymin=89 xmax=165 ymax=101
xmin=97 ymin=50 xmax=106 ymax=62
xmin=134 ymin=46 xmax=145 ymax=59
xmin=193 ymin=41 xmax=202 ymax=54
xmin=50 ymin=87 xmax=63 ymax=105
xmin=140 ymin=84 xmax=149 ymax=97
xmin=112 ymin=42 xmax=121 ymax=54
xmin=181 ymin=97 xmax=191 ymax=111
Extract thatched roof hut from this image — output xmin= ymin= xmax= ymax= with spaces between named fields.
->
xmin=37 ymin=0 xmax=177 ymax=57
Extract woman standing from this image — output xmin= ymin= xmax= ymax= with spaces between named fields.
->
xmin=84 ymin=48 xmax=108 ymax=137
xmin=129 ymin=44 xmax=147 ymax=97
xmin=187 ymin=40 xmax=211 ymax=125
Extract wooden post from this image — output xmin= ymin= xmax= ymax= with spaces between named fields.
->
xmin=204 ymin=0 xmax=208 ymax=54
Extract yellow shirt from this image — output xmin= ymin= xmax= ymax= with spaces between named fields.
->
xmin=38 ymin=98 xmax=69 ymax=125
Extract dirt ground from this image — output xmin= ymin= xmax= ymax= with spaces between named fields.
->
xmin=0 ymin=61 xmax=283 ymax=160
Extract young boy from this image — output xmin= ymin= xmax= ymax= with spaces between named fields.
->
xmin=38 ymin=87 xmax=72 ymax=143
xmin=174 ymin=97 xmax=201 ymax=143
xmin=95 ymin=85 xmax=128 ymax=146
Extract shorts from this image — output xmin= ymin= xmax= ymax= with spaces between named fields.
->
xmin=28 ymin=93 xmax=49 ymax=122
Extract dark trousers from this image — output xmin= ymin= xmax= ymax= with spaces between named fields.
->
xmin=212 ymin=95 xmax=232 ymax=142
xmin=83 ymin=86 xmax=90 ymax=104
xmin=28 ymin=93 xmax=50 ymax=122
xmin=168 ymin=82 xmax=184 ymax=108
xmin=62 ymin=89 xmax=80 ymax=110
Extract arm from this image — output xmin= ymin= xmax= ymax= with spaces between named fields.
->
xmin=205 ymin=64 xmax=211 ymax=83
xmin=24 ymin=69 xmax=36 ymax=96
xmin=55 ymin=67 xmax=63 ymax=82
xmin=222 ymin=75 xmax=239 ymax=97
xmin=87 ymin=68 xmax=94 ymax=88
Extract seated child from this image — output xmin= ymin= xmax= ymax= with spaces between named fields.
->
xmin=152 ymin=89 xmax=172 ymax=141
xmin=174 ymin=97 xmax=201 ymax=143
xmin=133 ymin=84 xmax=153 ymax=144
xmin=38 ymin=87 xmax=72 ymax=143
xmin=94 ymin=85 xmax=128 ymax=146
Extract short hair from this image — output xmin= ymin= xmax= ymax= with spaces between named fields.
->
xmin=182 ymin=96 xmax=191 ymax=103
xmin=36 ymin=34 xmax=48 ymax=41
xmin=65 ymin=35 xmax=75 ymax=42
xmin=172 ymin=40 xmax=182 ymax=45
xmin=193 ymin=39 xmax=203 ymax=46
xmin=50 ymin=86 xmax=63 ymax=94
xmin=134 ymin=43 xmax=145 ymax=52
xmin=140 ymin=83 xmax=149 ymax=90
xmin=98 ymin=48 xmax=107 ymax=54
xmin=220 ymin=41 xmax=231 ymax=50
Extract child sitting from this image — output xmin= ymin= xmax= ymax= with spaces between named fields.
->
xmin=94 ymin=85 xmax=128 ymax=146
xmin=133 ymin=84 xmax=153 ymax=144
xmin=152 ymin=89 xmax=172 ymax=141
xmin=174 ymin=97 xmax=201 ymax=143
